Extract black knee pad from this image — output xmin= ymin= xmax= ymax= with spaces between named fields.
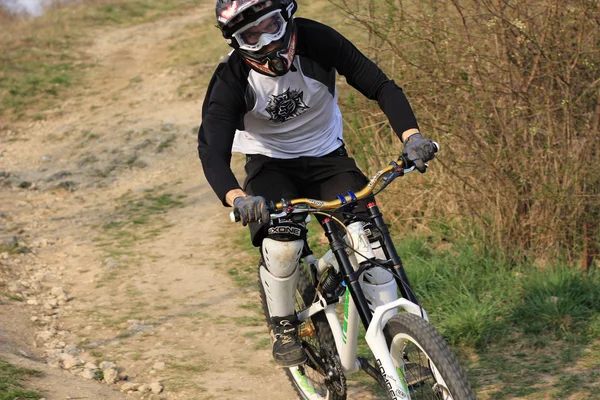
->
xmin=267 ymin=218 xmax=308 ymax=242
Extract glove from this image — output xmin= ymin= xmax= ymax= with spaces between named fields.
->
xmin=233 ymin=195 xmax=271 ymax=226
xmin=402 ymin=133 xmax=438 ymax=173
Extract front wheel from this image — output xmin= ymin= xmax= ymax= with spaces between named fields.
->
xmin=384 ymin=313 xmax=476 ymax=400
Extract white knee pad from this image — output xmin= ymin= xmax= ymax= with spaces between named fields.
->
xmin=260 ymin=265 xmax=299 ymax=317
xmin=261 ymin=238 xmax=304 ymax=278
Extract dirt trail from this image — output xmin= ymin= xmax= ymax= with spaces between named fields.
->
xmin=0 ymin=3 xmax=297 ymax=399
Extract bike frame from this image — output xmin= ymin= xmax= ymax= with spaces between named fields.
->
xmin=295 ymin=207 xmax=428 ymax=399
xmin=231 ymin=157 xmax=442 ymax=399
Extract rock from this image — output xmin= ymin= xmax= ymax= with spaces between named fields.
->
xmin=134 ymin=139 xmax=152 ymax=150
xmin=48 ymin=356 xmax=61 ymax=368
xmin=50 ymin=287 xmax=69 ymax=301
xmin=152 ymin=361 xmax=165 ymax=370
xmin=149 ymin=381 xmax=163 ymax=394
xmin=103 ymin=259 xmax=119 ymax=271
xmin=46 ymin=171 xmax=72 ymax=182
xmin=103 ymin=367 xmax=118 ymax=384
xmin=76 ymin=155 xmax=98 ymax=167
xmin=84 ymin=361 xmax=99 ymax=370
xmin=0 ymin=234 xmax=18 ymax=248
xmin=133 ymin=185 xmax=154 ymax=193
xmin=128 ymin=323 xmax=154 ymax=333
xmin=79 ymin=368 xmax=97 ymax=379
xmin=44 ymin=298 xmax=58 ymax=309
xmin=99 ymin=361 xmax=116 ymax=370
xmin=59 ymin=353 xmax=82 ymax=369
xmin=121 ymin=382 xmax=140 ymax=392
xmin=131 ymin=159 xmax=148 ymax=168
xmin=57 ymin=181 xmax=78 ymax=191
xmin=64 ymin=345 xmax=78 ymax=354
xmin=137 ymin=384 xmax=149 ymax=393
xmin=36 ymin=330 xmax=54 ymax=341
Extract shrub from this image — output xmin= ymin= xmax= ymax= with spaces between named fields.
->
xmin=334 ymin=0 xmax=600 ymax=266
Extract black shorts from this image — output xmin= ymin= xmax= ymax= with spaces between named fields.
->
xmin=243 ymin=146 xmax=371 ymax=246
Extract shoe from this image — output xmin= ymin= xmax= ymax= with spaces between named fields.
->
xmin=271 ymin=315 xmax=307 ymax=367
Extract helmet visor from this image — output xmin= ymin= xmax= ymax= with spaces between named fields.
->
xmin=232 ymin=10 xmax=287 ymax=52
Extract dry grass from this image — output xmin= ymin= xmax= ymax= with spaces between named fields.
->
xmin=333 ymin=0 xmax=600 ymax=266
xmin=0 ymin=6 xmax=12 ymax=24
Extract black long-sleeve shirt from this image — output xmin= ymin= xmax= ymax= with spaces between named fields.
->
xmin=198 ymin=18 xmax=419 ymax=204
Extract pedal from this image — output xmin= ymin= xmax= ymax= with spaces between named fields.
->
xmin=298 ymin=322 xmax=315 ymax=338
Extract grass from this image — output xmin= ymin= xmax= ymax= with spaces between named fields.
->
xmin=3 ymin=0 xmax=596 ymax=397
xmin=232 ymin=316 xmax=263 ymax=327
xmin=0 ymin=0 xmax=206 ymax=120
xmin=393 ymin=231 xmax=600 ymax=398
xmin=0 ymin=244 xmax=31 ymax=255
xmin=165 ymin=18 xmax=230 ymax=98
xmin=0 ymin=358 xmax=43 ymax=400
xmin=96 ymin=189 xmax=185 ymax=254
xmin=397 ymin=233 xmax=600 ymax=349
xmin=230 ymin=217 xmax=600 ymax=398
xmin=220 ymin=229 xmax=259 ymax=288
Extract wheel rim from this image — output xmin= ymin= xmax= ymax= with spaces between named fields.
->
xmin=288 ymin=364 xmax=330 ymax=400
xmin=389 ymin=333 xmax=455 ymax=400
xmin=289 ymin=276 xmax=342 ymax=399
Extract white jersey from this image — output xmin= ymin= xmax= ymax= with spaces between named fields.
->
xmin=232 ymin=57 xmax=343 ymax=158
xmin=198 ymin=18 xmax=420 ymax=202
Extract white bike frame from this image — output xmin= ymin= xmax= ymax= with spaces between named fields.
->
xmin=295 ymin=223 xmax=429 ymax=400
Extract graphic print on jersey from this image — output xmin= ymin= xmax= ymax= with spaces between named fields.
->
xmin=265 ymin=88 xmax=310 ymax=123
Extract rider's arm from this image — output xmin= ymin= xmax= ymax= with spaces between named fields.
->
xmin=225 ymin=188 xmax=247 ymax=207
xmin=197 ymin=58 xmax=249 ymax=206
xmin=402 ymin=129 xmax=421 ymax=142
xmin=297 ymin=18 xmax=420 ymax=142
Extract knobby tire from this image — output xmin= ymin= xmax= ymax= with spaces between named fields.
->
xmin=383 ymin=313 xmax=477 ymax=400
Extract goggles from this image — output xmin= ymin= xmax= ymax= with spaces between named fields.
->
xmin=232 ymin=10 xmax=287 ymax=52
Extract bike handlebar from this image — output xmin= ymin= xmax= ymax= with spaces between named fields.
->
xmin=230 ymin=142 xmax=440 ymax=223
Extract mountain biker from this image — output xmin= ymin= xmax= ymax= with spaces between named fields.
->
xmin=197 ymin=0 xmax=437 ymax=368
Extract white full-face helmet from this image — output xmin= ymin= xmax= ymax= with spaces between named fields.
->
xmin=216 ymin=0 xmax=298 ymax=76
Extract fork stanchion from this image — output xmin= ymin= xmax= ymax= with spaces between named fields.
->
xmin=366 ymin=201 xmax=420 ymax=306
xmin=321 ymin=217 xmax=373 ymax=328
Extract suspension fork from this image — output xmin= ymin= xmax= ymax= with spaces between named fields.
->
xmin=366 ymin=201 xmax=420 ymax=306
xmin=321 ymin=217 xmax=372 ymax=328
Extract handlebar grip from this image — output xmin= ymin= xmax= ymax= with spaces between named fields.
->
xmin=432 ymin=141 xmax=441 ymax=152
xmin=230 ymin=209 xmax=240 ymax=223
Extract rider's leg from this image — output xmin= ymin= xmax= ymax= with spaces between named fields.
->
xmin=243 ymin=155 xmax=308 ymax=366
xmin=259 ymin=228 xmax=307 ymax=366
